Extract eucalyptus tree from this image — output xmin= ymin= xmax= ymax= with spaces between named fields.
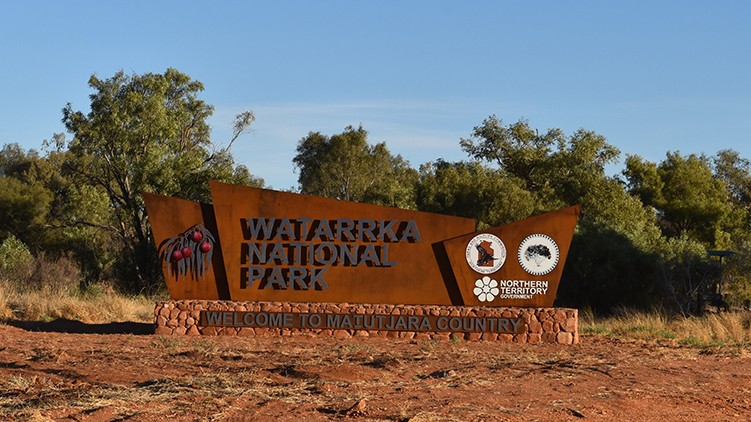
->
xmin=624 ymin=152 xmax=732 ymax=248
xmin=460 ymin=116 xmax=668 ymax=311
xmin=293 ymin=125 xmax=417 ymax=209
xmin=62 ymin=68 xmax=260 ymax=291
xmin=416 ymin=160 xmax=535 ymax=229
xmin=460 ymin=116 xmax=657 ymax=241
xmin=0 ymin=175 xmax=52 ymax=246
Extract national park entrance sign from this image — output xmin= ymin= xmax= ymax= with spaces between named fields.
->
xmin=146 ymin=182 xmax=581 ymax=343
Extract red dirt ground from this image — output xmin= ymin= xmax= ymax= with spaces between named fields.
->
xmin=1 ymin=321 xmax=750 ymax=421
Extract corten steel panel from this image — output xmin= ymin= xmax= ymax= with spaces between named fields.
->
xmin=442 ymin=205 xmax=581 ymax=307
xmin=143 ymin=192 xmax=230 ymax=300
xmin=209 ymin=181 xmax=477 ymax=305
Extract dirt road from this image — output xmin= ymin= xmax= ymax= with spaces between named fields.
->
xmin=1 ymin=321 xmax=749 ymax=421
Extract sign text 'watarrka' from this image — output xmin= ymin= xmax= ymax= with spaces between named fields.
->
xmin=239 ymin=217 xmax=421 ymax=290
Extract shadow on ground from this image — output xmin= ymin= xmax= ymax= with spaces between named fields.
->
xmin=3 ymin=319 xmax=154 ymax=335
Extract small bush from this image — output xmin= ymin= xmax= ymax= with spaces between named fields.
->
xmin=0 ymin=235 xmax=34 ymax=284
xmin=0 ymin=245 xmax=153 ymax=323
xmin=0 ymin=238 xmax=81 ymax=295
xmin=28 ymin=252 xmax=81 ymax=295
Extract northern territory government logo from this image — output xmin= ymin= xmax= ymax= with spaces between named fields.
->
xmin=517 ymin=234 xmax=559 ymax=276
xmin=473 ymin=276 xmax=499 ymax=302
xmin=465 ymin=233 xmax=506 ymax=274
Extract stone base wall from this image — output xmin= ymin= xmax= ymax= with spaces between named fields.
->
xmin=154 ymin=301 xmax=578 ymax=344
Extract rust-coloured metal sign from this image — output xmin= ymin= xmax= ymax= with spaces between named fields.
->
xmin=144 ymin=182 xmax=580 ymax=307
xmin=143 ymin=192 xmax=230 ymax=300
xmin=442 ymin=205 xmax=581 ymax=307
xmin=208 ymin=181 xmax=476 ymax=305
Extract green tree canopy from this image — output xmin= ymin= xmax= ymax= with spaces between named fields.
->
xmin=624 ymin=152 xmax=732 ymax=247
xmin=458 ymin=116 xmax=657 ymax=238
xmin=459 ymin=116 xmax=561 ymax=190
xmin=416 ymin=160 xmax=535 ymax=229
xmin=459 ymin=116 xmax=670 ymax=311
xmin=0 ymin=176 xmax=53 ymax=246
xmin=0 ymin=143 xmax=41 ymax=179
xmin=293 ymin=125 xmax=417 ymax=209
xmin=0 ymin=141 xmax=110 ymax=280
xmin=62 ymin=68 xmax=261 ymax=292
xmin=460 ymin=116 xmax=621 ymax=209
xmin=714 ymin=149 xmax=751 ymax=208
xmin=712 ymin=149 xmax=751 ymax=249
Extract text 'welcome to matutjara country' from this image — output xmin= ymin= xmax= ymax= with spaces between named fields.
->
xmin=201 ymin=310 xmax=524 ymax=333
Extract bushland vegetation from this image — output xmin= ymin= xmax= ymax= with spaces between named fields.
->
xmin=0 ymin=235 xmax=153 ymax=322
xmin=2 ymin=68 xmax=751 ymax=319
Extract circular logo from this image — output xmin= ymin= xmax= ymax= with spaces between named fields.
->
xmin=517 ymin=234 xmax=559 ymax=276
xmin=465 ymin=233 xmax=506 ymax=274
xmin=473 ymin=276 xmax=499 ymax=302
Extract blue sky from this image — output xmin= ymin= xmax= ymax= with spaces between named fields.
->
xmin=2 ymin=1 xmax=750 ymax=189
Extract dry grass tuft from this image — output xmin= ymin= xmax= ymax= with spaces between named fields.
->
xmin=1 ymin=288 xmax=154 ymax=323
xmin=0 ymin=281 xmax=18 ymax=320
xmin=0 ymin=275 xmax=154 ymax=324
xmin=1 ymin=250 xmax=156 ymax=324
xmin=581 ymin=308 xmax=751 ymax=347
xmin=673 ymin=312 xmax=751 ymax=346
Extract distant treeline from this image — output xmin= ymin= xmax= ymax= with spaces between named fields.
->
xmin=1 ymin=69 xmax=750 ymax=314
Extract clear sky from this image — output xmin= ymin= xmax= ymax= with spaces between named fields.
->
xmin=2 ymin=1 xmax=750 ymax=190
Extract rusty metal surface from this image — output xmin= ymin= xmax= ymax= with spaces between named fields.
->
xmin=441 ymin=205 xmax=581 ymax=307
xmin=143 ymin=192 xmax=230 ymax=300
xmin=209 ymin=181 xmax=477 ymax=305
xmin=146 ymin=183 xmax=580 ymax=307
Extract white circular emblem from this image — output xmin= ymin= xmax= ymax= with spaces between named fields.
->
xmin=518 ymin=234 xmax=560 ymax=276
xmin=465 ymin=233 xmax=506 ymax=274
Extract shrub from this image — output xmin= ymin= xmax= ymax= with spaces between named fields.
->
xmin=0 ymin=235 xmax=34 ymax=284
xmin=724 ymin=242 xmax=751 ymax=306
xmin=28 ymin=252 xmax=81 ymax=295
xmin=557 ymin=224 xmax=661 ymax=313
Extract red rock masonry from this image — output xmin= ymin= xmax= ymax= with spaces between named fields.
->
xmin=154 ymin=301 xmax=578 ymax=344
